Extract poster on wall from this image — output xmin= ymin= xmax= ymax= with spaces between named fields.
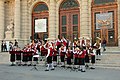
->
xmin=96 ymin=12 xmax=113 ymax=29
xmin=35 ymin=19 xmax=47 ymax=32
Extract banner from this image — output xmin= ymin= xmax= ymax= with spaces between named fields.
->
xmin=35 ymin=19 xmax=47 ymax=32
xmin=96 ymin=12 xmax=113 ymax=29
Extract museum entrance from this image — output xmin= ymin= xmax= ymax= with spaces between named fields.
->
xmin=92 ymin=0 xmax=118 ymax=46
xmin=59 ymin=0 xmax=80 ymax=41
xmin=32 ymin=2 xmax=49 ymax=41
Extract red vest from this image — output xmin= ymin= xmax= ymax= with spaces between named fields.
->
xmin=60 ymin=47 xmax=66 ymax=56
xmin=56 ymin=40 xmax=61 ymax=46
xmin=49 ymin=47 xmax=53 ymax=57
xmin=80 ymin=50 xmax=86 ymax=58
xmin=66 ymin=50 xmax=71 ymax=58
xmin=53 ymin=49 xmax=58 ymax=56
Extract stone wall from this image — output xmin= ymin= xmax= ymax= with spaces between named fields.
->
xmin=0 ymin=0 xmax=119 ymax=49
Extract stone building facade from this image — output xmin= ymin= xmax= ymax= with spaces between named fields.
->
xmin=0 ymin=0 xmax=120 ymax=48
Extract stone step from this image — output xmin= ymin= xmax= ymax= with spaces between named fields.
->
xmin=104 ymin=47 xmax=120 ymax=52
xmin=95 ymin=53 xmax=120 ymax=69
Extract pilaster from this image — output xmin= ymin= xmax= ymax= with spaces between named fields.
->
xmin=14 ymin=0 xmax=21 ymax=39
xmin=21 ymin=0 xmax=29 ymax=40
xmin=0 ymin=0 xmax=5 ymax=40
xmin=80 ymin=0 xmax=89 ymax=38
xmin=49 ymin=0 xmax=56 ymax=39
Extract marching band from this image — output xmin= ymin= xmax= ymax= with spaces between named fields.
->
xmin=9 ymin=37 xmax=101 ymax=72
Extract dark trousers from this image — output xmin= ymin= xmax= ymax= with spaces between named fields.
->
xmin=96 ymin=49 xmax=101 ymax=55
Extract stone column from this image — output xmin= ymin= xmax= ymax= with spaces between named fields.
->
xmin=0 ymin=0 xmax=5 ymax=40
xmin=21 ymin=0 xmax=28 ymax=40
xmin=55 ymin=1 xmax=59 ymax=38
xmin=88 ymin=0 xmax=92 ymax=39
xmin=49 ymin=0 xmax=56 ymax=39
xmin=20 ymin=0 xmax=29 ymax=46
xmin=14 ymin=0 xmax=21 ymax=39
xmin=80 ymin=0 xmax=89 ymax=38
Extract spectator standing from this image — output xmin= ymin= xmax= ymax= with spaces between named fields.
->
xmin=1 ymin=40 xmax=4 ymax=52
xmin=102 ymin=38 xmax=107 ymax=51
xmin=14 ymin=39 xmax=18 ymax=47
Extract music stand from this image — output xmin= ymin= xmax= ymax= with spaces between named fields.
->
xmin=30 ymin=55 xmax=39 ymax=71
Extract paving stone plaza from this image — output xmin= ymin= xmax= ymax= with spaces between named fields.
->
xmin=0 ymin=51 xmax=120 ymax=80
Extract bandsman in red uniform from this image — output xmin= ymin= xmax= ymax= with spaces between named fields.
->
xmin=59 ymin=44 xmax=66 ymax=67
xmin=9 ymin=46 xmax=16 ymax=66
xmin=27 ymin=44 xmax=34 ymax=66
xmin=89 ymin=46 xmax=96 ymax=69
xmin=40 ymin=44 xmax=47 ymax=61
xmin=72 ymin=41 xmax=77 ymax=50
xmin=94 ymin=38 xmax=101 ymax=60
xmin=15 ymin=47 xmax=22 ymax=66
xmin=73 ymin=47 xmax=79 ymax=69
xmin=33 ymin=47 xmax=39 ymax=66
xmin=80 ymin=37 xmax=86 ymax=49
xmin=22 ymin=45 xmax=28 ymax=66
xmin=79 ymin=47 xmax=86 ymax=72
xmin=53 ymin=47 xmax=58 ymax=67
xmin=61 ymin=37 xmax=67 ymax=47
xmin=85 ymin=38 xmax=91 ymax=68
xmin=56 ymin=38 xmax=62 ymax=51
xmin=45 ymin=43 xmax=55 ymax=71
xmin=66 ymin=47 xmax=72 ymax=68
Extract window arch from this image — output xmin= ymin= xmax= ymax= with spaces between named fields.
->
xmin=59 ymin=0 xmax=80 ymax=41
xmin=60 ymin=0 xmax=79 ymax=9
xmin=94 ymin=0 xmax=115 ymax=5
xmin=32 ymin=2 xmax=49 ymax=40
xmin=33 ymin=3 xmax=48 ymax=12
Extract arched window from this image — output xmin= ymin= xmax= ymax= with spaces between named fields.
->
xmin=94 ymin=0 xmax=115 ymax=5
xmin=60 ymin=0 xmax=79 ymax=9
xmin=32 ymin=2 xmax=49 ymax=40
xmin=33 ymin=4 xmax=48 ymax=12
xmin=59 ymin=0 xmax=80 ymax=41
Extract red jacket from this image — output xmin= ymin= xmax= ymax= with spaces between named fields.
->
xmin=66 ymin=51 xmax=71 ymax=58
xmin=80 ymin=50 xmax=86 ymax=58
xmin=48 ymin=47 xmax=53 ymax=57
xmin=53 ymin=49 xmax=58 ymax=56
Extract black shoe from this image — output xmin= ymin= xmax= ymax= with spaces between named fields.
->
xmin=51 ymin=68 xmax=55 ymax=70
xmin=73 ymin=67 xmax=78 ymax=69
xmin=28 ymin=64 xmax=32 ymax=66
xmin=10 ymin=64 xmax=15 ymax=66
xmin=104 ymin=49 xmax=106 ymax=51
xmin=18 ymin=64 xmax=21 ymax=66
xmin=33 ymin=64 xmax=36 ymax=66
xmin=67 ymin=66 xmax=71 ymax=68
xmin=22 ymin=64 xmax=27 ymax=66
xmin=81 ymin=70 xmax=86 ymax=72
xmin=78 ymin=69 xmax=82 ymax=71
xmin=98 ymin=59 xmax=101 ymax=60
xmin=54 ymin=65 xmax=57 ymax=67
xmin=61 ymin=65 xmax=65 ymax=67
xmin=85 ymin=65 xmax=89 ymax=68
xmin=90 ymin=67 xmax=95 ymax=69
xmin=45 ymin=69 xmax=49 ymax=71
